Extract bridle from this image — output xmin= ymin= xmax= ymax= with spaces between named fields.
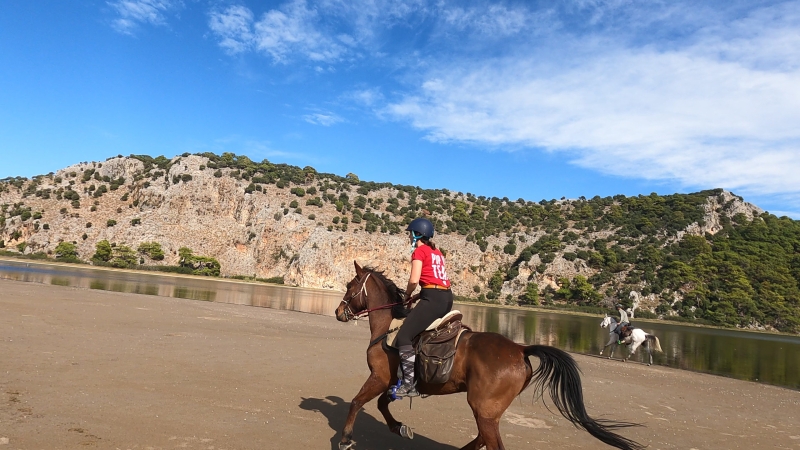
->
xmin=339 ymin=273 xmax=372 ymax=321
xmin=338 ymin=271 xmax=411 ymax=322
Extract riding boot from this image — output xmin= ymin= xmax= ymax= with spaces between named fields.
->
xmin=394 ymin=346 xmax=420 ymax=397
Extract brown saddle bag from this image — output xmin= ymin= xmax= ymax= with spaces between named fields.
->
xmin=414 ymin=316 xmax=470 ymax=384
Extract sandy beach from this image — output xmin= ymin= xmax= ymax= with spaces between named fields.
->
xmin=1 ymin=279 xmax=799 ymax=450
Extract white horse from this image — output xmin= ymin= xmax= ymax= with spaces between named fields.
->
xmin=600 ymin=315 xmax=663 ymax=365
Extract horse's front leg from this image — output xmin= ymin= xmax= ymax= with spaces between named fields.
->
xmin=608 ymin=342 xmax=617 ymax=359
xmin=602 ymin=337 xmax=617 ymax=359
xmin=339 ymin=372 xmax=391 ymax=450
xmin=600 ymin=336 xmax=615 ymax=356
xmin=378 ymin=391 xmax=413 ymax=439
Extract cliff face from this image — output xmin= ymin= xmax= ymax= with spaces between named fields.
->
xmin=0 ymin=155 xmax=764 ymax=300
xmin=1 ymin=155 xmax=504 ymax=294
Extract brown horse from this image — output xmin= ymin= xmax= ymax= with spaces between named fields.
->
xmin=334 ymin=262 xmax=643 ymax=450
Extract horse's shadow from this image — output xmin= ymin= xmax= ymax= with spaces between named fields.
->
xmin=299 ymin=396 xmax=459 ymax=450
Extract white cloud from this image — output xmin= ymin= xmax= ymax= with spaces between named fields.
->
xmin=344 ymin=88 xmax=384 ymax=107
xmin=109 ymin=0 xmax=181 ymax=34
xmin=202 ymin=1 xmax=800 ymax=202
xmin=441 ymin=4 xmax=530 ymax=37
xmin=208 ymin=5 xmax=254 ymax=54
xmin=206 ymin=1 xmax=542 ymax=62
xmin=208 ymin=1 xmax=347 ymax=63
xmin=302 ymin=112 xmax=344 ymax=126
xmin=385 ymin=2 xmax=800 ymax=198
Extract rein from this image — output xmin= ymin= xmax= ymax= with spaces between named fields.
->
xmin=356 ymin=301 xmax=405 ymax=318
xmin=368 ymin=325 xmax=401 ymax=348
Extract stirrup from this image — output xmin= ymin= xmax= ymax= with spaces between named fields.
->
xmin=389 ymin=379 xmax=419 ymax=400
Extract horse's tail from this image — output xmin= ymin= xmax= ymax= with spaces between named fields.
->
xmin=646 ymin=335 xmax=663 ymax=353
xmin=524 ymin=345 xmax=644 ymax=450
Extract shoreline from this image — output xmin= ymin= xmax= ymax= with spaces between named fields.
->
xmin=457 ymin=297 xmax=798 ymax=337
xmin=0 ymin=254 xmax=338 ymax=294
xmin=2 ymin=254 xmax=798 ymax=338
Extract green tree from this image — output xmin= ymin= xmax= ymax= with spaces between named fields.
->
xmin=93 ymin=240 xmax=113 ymax=262
xmin=178 ymin=247 xmax=194 ymax=265
xmin=110 ymin=245 xmax=137 ymax=268
xmin=555 ymin=277 xmax=572 ymax=300
xmin=571 ymin=275 xmax=601 ymax=305
xmin=54 ymin=241 xmax=78 ymax=260
xmin=137 ymin=242 xmax=165 ymax=261
xmin=520 ymin=282 xmax=539 ymax=305
xmin=190 ymin=256 xmax=221 ymax=276
xmin=488 ymin=270 xmax=504 ymax=292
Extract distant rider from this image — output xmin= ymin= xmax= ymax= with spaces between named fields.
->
xmin=615 ymin=304 xmax=631 ymax=344
xmin=392 ymin=218 xmax=453 ymax=398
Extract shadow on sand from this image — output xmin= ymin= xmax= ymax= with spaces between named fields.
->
xmin=300 ymin=396 xmax=460 ymax=450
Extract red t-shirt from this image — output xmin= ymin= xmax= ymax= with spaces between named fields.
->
xmin=412 ymin=245 xmax=450 ymax=288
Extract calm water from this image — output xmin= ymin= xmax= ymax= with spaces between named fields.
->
xmin=2 ymin=259 xmax=799 ymax=390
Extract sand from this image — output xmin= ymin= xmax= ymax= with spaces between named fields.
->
xmin=1 ymin=279 xmax=798 ymax=450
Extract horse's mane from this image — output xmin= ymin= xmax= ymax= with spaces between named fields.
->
xmin=363 ymin=266 xmax=404 ymax=301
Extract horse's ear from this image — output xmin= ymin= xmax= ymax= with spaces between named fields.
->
xmin=354 ymin=260 xmax=363 ymax=276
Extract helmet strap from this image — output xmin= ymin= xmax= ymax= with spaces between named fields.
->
xmin=410 ymin=231 xmax=422 ymax=252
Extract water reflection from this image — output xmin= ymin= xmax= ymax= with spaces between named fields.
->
xmin=1 ymin=259 xmax=799 ymax=389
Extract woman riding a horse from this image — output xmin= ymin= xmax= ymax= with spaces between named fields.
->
xmin=335 ymin=261 xmax=644 ymax=449
xmin=394 ymin=217 xmax=453 ymax=397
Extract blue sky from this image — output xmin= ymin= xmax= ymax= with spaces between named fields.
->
xmin=1 ymin=1 xmax=799 ymax=217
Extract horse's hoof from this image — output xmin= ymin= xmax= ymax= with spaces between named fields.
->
xmin=399 ymin=424 xmax=414 ymax=439
xmin=339 ymin=440 xmax=356 ymax=450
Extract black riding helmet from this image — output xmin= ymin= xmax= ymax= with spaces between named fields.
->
xmin=406 ymin=217 xmax=434 ymax=239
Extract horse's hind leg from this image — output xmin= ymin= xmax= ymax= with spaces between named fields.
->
xmin=625 ymin=340 xmax=642 ymax=362
xmin=458 ymin=434 xmax=485 ymax=450
xmin=339 ymin=372 xmax=390 ymax=450
xmin=464 ymin=381 xmax=519 ymax=449
xmin=459 ymin=415 xmax=506 ymax=450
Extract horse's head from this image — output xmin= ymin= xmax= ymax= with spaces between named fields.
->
xmin=600 ymin=315 xmax=613 ymax=329
xmin=336 ymin=261 xmax=368 ymax=322
xmin=336 ymin=261 xmax=401 ymax=322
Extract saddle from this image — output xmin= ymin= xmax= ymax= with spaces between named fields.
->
xmin=619 ymin=325 xmax=633 ymax=339
xmin=386 ymin=311 xmax=471 ymax=384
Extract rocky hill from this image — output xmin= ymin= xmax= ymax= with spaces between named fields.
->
xmin=2 ymin=153 xmax=799 ymax=332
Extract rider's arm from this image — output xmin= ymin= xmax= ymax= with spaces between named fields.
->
xmin=405 ymin=259 xmax=422 ymax=300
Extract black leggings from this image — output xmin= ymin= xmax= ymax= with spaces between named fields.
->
xmin=396 ymin=289 xmax=453 ymax=348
